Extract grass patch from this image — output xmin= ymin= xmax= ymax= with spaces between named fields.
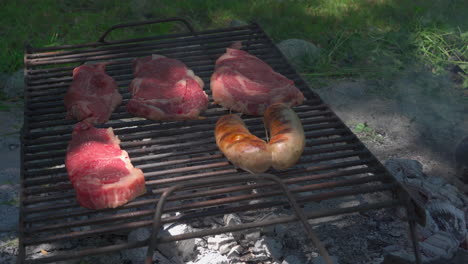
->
xmin=0 ymin=102 xmax=11 ymax=112
xmin=1 ymin=0 xmax=467 ymax=89
xmin=0 ymin=199 xmax=19 ymax=207
xmin=0 ymin=238 xmax=18 ymax=248
xmin=351 ymin=122 xmax=385 ymax=143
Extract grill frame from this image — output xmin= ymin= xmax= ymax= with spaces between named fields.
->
xmin=18 ymin=18 xmax=424 ymax=263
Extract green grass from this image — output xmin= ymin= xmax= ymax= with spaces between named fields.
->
xmin=351 ymin=122 xmax=384 ymax=143
xmin=1 ymin=0 xmax=467 ymax=87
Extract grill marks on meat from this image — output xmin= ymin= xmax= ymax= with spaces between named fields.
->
xmin=66 ymin=122 xmax=146 ymax=209
xmin=211 ymin=43 xmax=305 ymax=115
xmin=127 ymin=55 xmax=209 ymax=120
xmin=64 ymin=63 xmax=122 ymax=125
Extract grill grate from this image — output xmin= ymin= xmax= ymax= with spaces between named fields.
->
xmin=19 ymin=18 xmax=423 ymax=263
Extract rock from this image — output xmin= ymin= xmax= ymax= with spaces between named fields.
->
xmin=227 ymin=245 xmax=243 ymax=259
xmin=455 ymin=136 xmax=468 ymax=183
xmin=276 ymin=39 xmax=320 ymax=68
xmin=219 ymin=241 xmax=238 ymax=255
xmin=282 ymin=255 xmax=303 ymax=264
xmin=128 ymin=227 xmax=151 ymax=243
xmin=195 ymin=238 xmax=207 ymax=249
xmin=152 ymin=251 xmax=175 ymax=264
xmin=419 ymin=231 xmax=459 ymax=260
xmin=82 ymin=252 xmax=125 ymax=264
xmin=384 ymin=159 xmax=425 ymax=181
xmin=244 ymin=231 xmax=261 ymax=242
xmin=207 ymin=234 xmax=236 ymax=253
xmin=0 ymin=72 xmax=9 ymax=91
xmin=3 ymin=69 xmax=24 ymax=99
xmin=263 ymin=237 xmax=283 ymax=260
xmin=426 ymin=201 xmax=466 ymax=242
xmin=312 ymin=255 xmax=340 ymax=264
xmin=274 ymin=224 xmax=289 ymax=238
xmin=246 ymin=252 xmax=269 ymax=262
xmin=122 ymin=227 xmax=150 ymax=264
xmin=0 ymin=204 xmax=19 ymax=231
xmin=0 ymin=184 xmax=18 ymax=203
xmin=436 ymin=184 xmax=465 ymax=207
xmin=161 ymin=223 xmax=197 ymax=262
xmin=229 ymin=19 xmax=248 ymax=27
xmin=196 ymin=252 xmax=228 ymax=264
xmin=224 ymin=213 xmax=242 ymax=226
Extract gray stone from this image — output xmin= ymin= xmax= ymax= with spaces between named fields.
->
xmin=282 ymin=255 xmax=302 ymax=264
xmin=0 ymin=183 xmax=18 ymax=202
xmin=426 ymin=176 xmax=447 ymax=186
xmin=208 ymin=234 xmax=236 ymax=253
xmin=128 ymin=227 xmax=151 ymax=243
xmin=227 ymin=245 xmax=243 ymax=259
xmin=244 ymin=231 xmax=261 ymax=242
xmin=0 ymin=205 xmax=19 ymax=231
xmin=162 ymin=223 xmax=197 ymax=261
xmin=128 ymin=226 xmax=191 ymax=263
xmin=229 ymin=19 xmax=248 ymax=27
xmin=247 ymin=252 xmax=269 ymax=262
xmin=153 ymin=251 xmax=175 ymax=264
xmin=422 ymin=231 xmax=459 ymax=258
xmin=312 ymin=255 xmax=340 ymax=264
xmin=82 ymin=252 xmax=125 ymax=264
xmin=426 ymin=201 xmax=466 ymax=242
xmin=253 ymin=239 xmax=265 ymax=253
xmin=274 ymin=224 xmax=289 ymax=238
xmin=219 ymin=241 xmax=238 ymax=255
xmin=0 ymin=72 xmax=9 ymax=91
xmin=384 ymin=159 xmax=425 ymax=181
xmin=277 ymin=39 xmax=320 ymax=68
xmin=263 ymin=237 xmax=283 ymax=260
xmin=224 ymin=213 xmax=242 ymax=226
xmin=123 ymin=248 xmax=174 ymax=264
xmin=455 ymin=136 xmax=468 ymax=183
xmin=195 ymin=238 xmax=207 ymax=249
xmin=196 ymin=252 xmax=228 ymax=264
xmin=436 ymin=184 xmax=465 ymax=207
xmin=3 ymin=69 xmax=24 ymax=98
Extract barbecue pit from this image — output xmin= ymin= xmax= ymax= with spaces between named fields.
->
xmin=19 ymin=18 xmax=425 ymax=263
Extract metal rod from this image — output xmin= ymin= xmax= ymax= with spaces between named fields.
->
xmin=404 ymin=195 xmax=423 ymax=264
xmin=22 ymin=184 xmax=395 ymax=245
xmin=145 ymin=174 xmax=333 ymax=264
xmin=23 ymin=201 xmax=399 ymax=264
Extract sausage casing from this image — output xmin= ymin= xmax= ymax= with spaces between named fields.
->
xmin=264 ymin=103 xmax=305 ymax=170
xmin=215 ymin=115 xmax=271 ymax=173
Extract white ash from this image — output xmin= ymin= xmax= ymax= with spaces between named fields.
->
xmin=207 ymin=234 xmax=237 ymax=254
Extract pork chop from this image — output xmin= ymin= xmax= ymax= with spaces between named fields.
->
xmin=66 ymin=122 xmax=146 ymax=209
xmin=64 ymin=63 xmax=122 ymax=125
xmin=210 ymin=42 xmax=304 ymax=115
xmin=127 ymin=55 xmax=208 ymax=121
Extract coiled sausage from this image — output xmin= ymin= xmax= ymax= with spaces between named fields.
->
xmin=264 ymin=103 xmax=305 ymax=170
xmin=215 ymin=115 xmax=271 ymax=173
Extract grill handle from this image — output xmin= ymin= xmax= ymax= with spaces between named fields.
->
xmin=97 ymin=17 xmax=195 ymax=43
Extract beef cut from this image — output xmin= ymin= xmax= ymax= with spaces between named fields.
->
xmin=210 ymin=42 xmax=304 ymax=115
xmin=66 ymin=122 xmax=146 ymax=209
xmin=127 ymin=55 xmax=209 ymax=120
xmin=64 ymin=63 xmax=122 ymax=125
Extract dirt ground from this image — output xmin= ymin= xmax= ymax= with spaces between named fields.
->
xmin=314 ymin=68 xmax=467 ymax=193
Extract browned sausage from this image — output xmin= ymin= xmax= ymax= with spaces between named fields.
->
xmin=215 ymin=114 xmax=271 ymax=173
xmin=264 ymin=103 xmax=305 ymax=170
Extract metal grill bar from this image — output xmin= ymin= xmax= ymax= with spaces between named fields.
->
xmin=19 ymin=19 xmax=423 ymax=263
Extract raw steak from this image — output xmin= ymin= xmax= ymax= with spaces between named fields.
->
xmin=210 ymin=42 xmax=304 ymax=115
xmin=127 ymin=55 xmax=208 ymax=120
xmin=66 ymin=122 xmax=146 ymax=209
xmin=64 ymin=63 xmax=122 ymax=124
